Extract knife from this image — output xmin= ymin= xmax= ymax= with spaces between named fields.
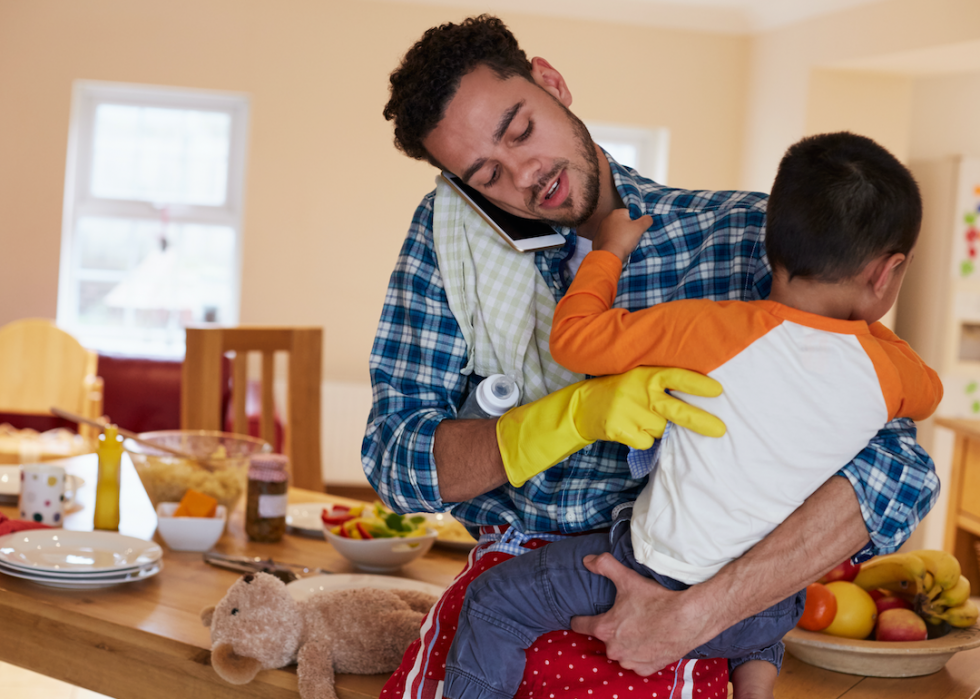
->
xmin=203 ymin=552 xmax=333 ymax=582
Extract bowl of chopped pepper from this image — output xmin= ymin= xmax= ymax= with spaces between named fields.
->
xmin=321 ymin=502 xmax=437 ymax=573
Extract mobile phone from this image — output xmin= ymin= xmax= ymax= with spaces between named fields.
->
xmin=441 ymin=172 xmax=566 ymax=252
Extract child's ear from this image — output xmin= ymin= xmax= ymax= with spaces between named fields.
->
xmin=868 ymin=252 xmax=907 ymax=299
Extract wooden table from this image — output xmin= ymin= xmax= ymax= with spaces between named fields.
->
xmin=2 ymin=455 xmax=980 ymax=699
xmin=0 ymin=454 xmax=465 ymax=699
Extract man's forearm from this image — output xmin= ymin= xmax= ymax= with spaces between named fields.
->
xmin=684 ymin=475 xmax=868 ymax=636
xmin=433 ymin=418 xmax=509 ymax=502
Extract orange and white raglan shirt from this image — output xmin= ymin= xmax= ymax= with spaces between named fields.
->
xmin=551 ymin=250 xmax=943 ymax=585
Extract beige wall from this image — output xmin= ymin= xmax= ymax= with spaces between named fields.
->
xmin=740 ymin=0 xmax=980 ymax=192
xmin=0 ymin=0 xmax=748 ymax=383
xmin=805 ymin=69 xmax=915 ymax=163
xmin=909 ymin=72 xmax=980 ymax=160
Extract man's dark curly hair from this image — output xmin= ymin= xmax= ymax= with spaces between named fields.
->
xmin=383 ymin=15 xmax=533 ymax=167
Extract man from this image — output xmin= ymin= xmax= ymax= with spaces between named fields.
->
xmin=363 ymin=14 xmax=937 ymax=697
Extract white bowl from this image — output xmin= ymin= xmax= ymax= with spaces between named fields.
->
xmin=155 ymin=502 xmax=228 ymax=552
xmin=323 ymin=526 xmax=437 ymax=573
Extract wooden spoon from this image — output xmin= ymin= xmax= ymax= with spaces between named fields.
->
xmin=50 ymin=407 xmax=219 ymax=472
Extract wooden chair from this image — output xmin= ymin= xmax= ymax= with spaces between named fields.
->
xmin=181 ymin=326 xmax=324 ymax=491
xmin=0 ymin=318 xmax=104 ymax=442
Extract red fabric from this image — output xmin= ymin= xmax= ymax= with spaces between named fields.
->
xmin=0 ymin=413 xmax=75 ymax=432
xmin=222 ymin=379 xmax=284 ymax=453
xmin=99 ymin=353 xmax=185 ymax=433
xmin=381 ymin=537 xmax=729 ymax=699
xmin=0 ymin=513 xmax=52 ymax=536
xmin=100 ymin=354 xmax=283 ymax=451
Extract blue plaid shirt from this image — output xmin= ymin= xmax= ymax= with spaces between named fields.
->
xmin=362 ymin=157 xmax=939 ymax=560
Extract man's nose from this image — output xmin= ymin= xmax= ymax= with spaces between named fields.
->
xmin=509 ymin=154 xmax=543 ymax=191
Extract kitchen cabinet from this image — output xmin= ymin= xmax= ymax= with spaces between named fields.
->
xmin=897 ymin=156 xmax=980 ymax=549
xmin=933 ymin=417 xmax=980 ymax=592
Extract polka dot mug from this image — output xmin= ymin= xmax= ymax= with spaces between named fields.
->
xmin=19 ymin=463 xmax=66 ymax=526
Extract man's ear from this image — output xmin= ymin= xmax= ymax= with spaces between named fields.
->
xmin=530 ymin=57 xmax=572 ymax=107
xmin=867 ymin=252 xmax=907 ymax=298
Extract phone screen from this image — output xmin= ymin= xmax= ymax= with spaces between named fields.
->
xmin=442 ymin=173 xmax=565 ymax=250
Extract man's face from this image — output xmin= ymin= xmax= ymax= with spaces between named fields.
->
xmin=422 ymin=64 xmax=600 ymax=228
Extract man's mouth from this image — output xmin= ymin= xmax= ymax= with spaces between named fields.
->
xmin=537 ymin=169 xmax=567 ymax=210
xmin=544 ymin=179 xmax=559 ymax=201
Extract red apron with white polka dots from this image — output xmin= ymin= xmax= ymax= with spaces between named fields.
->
xmin=381 ymin=537 xmax=729 ymax=699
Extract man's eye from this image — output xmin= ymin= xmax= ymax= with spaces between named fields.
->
xmin=484 ymin=166 xmax=499 ymax=188
xmin=516 ymin=120 xmax=534 ymax=143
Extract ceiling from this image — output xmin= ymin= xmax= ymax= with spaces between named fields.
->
xmin=376 ymin=0 xmax=888 ymax=34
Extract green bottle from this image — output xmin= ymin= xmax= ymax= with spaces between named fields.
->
xmin=94 ymin=424 xmax=123 ymax=531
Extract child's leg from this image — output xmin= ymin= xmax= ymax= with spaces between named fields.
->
xmin=730 ymin=660 xmax=777 ymax=699
xmin=444 ymin=532 xmax=617 ymax=699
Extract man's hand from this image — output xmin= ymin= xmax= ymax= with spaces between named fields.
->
xmin=592 ymin=210 xmax=653 ymax=263
xmin=572 ymin=477 xmax=870 ymax=674
xmin=570 ymin=554 xmax=710 ymax=675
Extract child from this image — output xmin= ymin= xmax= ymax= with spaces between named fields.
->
xmin=442 ymin=132 xmax=943 ymax=699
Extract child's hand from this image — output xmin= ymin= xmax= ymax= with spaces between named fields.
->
xmin=592 ymin=210 xmax=652 ymax=263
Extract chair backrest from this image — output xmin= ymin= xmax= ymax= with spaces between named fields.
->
xmin=181 ymin=326 xmax=323 ymax=491
xmin=0 ymin=319 xmax=103 ymax=439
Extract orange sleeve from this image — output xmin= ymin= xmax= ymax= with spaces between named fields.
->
xmin=550 ymin=250 xmax=780 ymax=376
xmin=858 ymin=322 xmax=943 ymax=421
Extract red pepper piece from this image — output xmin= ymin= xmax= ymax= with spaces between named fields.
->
xmin=322 ymin=506 xmax=356 ymax=526
xmin=356 ymin=521 xmax=373 ymax=540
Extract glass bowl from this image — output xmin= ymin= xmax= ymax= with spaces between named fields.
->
xmin=124 ymin=430 xmax=271 ymax=513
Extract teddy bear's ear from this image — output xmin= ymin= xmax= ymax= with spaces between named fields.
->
xmin=201 ymin=606 xmax=215 ymax=627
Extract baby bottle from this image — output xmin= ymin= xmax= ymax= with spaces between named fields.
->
xmin=457 ymin=374 xmax=520 ymax=419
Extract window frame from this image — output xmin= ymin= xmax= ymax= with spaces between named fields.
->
xmin=57 ymin=80 xmax=250 ymax=358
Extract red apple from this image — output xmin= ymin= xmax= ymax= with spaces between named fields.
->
xmin=875 ymin=594 xmax=913 ymax=615
xmin=876 ymin=608 xmax=928 ymax=642
xmin=820 ymin=559 xmax=861 ymax=584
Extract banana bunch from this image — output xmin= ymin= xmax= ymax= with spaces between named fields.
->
xmin=853 ymin=549 xmax=978 ymax=628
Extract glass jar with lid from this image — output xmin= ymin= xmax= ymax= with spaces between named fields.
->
xmin=245 ymin=454 xmax=289 ymax=542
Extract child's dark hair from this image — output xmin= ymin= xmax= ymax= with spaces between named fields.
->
xmin=383 ymin=15 xmax=533 ymax=168
xmin=766 ymin=132 xmax=921 ymax=281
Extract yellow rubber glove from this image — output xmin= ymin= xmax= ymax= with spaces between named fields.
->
xmin=497 ymin=366 xmax=726 ymax=487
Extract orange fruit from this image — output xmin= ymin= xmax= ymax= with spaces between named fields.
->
xmin=797 ymin=582 xmax=838 ymax=631
xmin=822 ymin=581 xmax=878 ymax=639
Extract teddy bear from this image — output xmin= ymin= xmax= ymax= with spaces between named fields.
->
xmin=200 ymin=572 xmax=437 ymax=699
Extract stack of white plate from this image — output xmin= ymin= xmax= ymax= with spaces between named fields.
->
xmin=0 ymin=529 xmax=163 ymax=588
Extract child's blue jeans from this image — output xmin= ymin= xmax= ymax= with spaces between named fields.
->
xmin=443 ymin=510 xmax=805 ymax=699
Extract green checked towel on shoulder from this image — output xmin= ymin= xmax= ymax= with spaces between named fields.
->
xmin=432 ymin=175 xmax=584 ymax=405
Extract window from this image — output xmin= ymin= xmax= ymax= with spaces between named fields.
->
xmin=588 ymin=123 xmax=670 ymax=185
xmin=58 ymin=81 xmax=249 ymax=358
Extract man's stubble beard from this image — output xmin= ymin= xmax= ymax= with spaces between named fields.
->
xmin=536 ymin=105 xmax=601 ymax=230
